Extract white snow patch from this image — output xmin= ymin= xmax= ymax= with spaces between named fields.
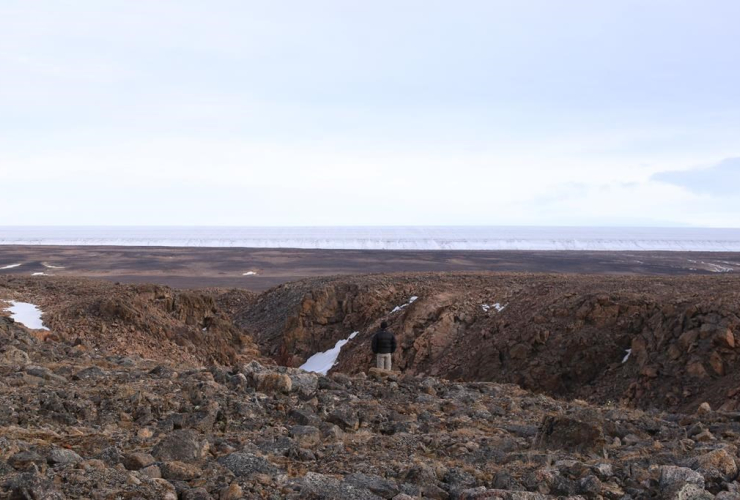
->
xmin=622 ymin=349 xmax=632 ymax=363
xmin=2 ymin=300 xmax=49 ymax=330
xmin=31 ymin=272 xmax=48 ymax=276
xmin=483 ymin=303 xmax=506 ymax=312
xmin=702 ymin=262 xmax=733 ymax=273
xmin=300 ymin=331 xmax=359 ymax=375
xmin=43 ymin=263 xmax=65 ymax=269
xmin=0 ymin=263 xmax=22 ymax=270
xmin=391 ymin=296 xmax=418 ymax=314
xmin=242 ymin=271 xmax=258 ymax=276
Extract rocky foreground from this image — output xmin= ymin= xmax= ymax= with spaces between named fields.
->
xmin=3 ymin=315 xmax=740 ymax=499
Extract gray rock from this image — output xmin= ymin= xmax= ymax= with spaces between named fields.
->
xmin=327 ymin=407 xmax=360 ymax=431
xmin=289 ymin=370 xmax=319 ymax=397
xmin=47 ymin=448 xmax=83 ymax=466
xmin=291 ymin=472 xmax=383 ymax=500
xmin=458 ymin=488 xmax=549 ymax=499
xmin=290 ymin=425 xmax=321 ymax=447
xmin=217 ymin=452 xmax=280 ymax=478
xmin=659 ymin=465 xmax=706 ymax=493
xmin=344 ymin=473 xmax=400 ymax=499
xmin=8 ymin=450 xmax=45 ymax=470
xmin=122 ymin=452 xmax=156 ymax=470
xmin=153 ymin=429 xmax=210 ymax=462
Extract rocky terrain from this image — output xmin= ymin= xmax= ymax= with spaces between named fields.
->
xmin=3 ymin=273 xmax=740 ymax=498
xmin=5 ymin=310 xmax=740 ymax=499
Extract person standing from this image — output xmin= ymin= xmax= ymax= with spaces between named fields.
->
xmin=371 ymin=321 xmax=397 ymax=370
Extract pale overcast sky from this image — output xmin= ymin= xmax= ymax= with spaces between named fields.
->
xmin=0 ymin=1 xmax=738 ymax=227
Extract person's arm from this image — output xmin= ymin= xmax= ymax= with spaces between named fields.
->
xmin=371 ymin=334 xmax=378 ymax=354
xmin=391 ymin=334 xmax=397 ymax=353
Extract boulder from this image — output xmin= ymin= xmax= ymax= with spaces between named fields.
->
xmin=47 ymin=448 xmax=83 ymax=466
xmin=290 ymin=425 xmax=321 ymax=447
xmin=536 ymin=414 xmax=605 ymax=453
xmin=122 ymin=452 xmax=156 ymax=470
xmin=152 ymin=429 xmax=210 ymax=462
xmin=160 ymin=461 xmax=204 ymax=481
xmin=1 ymin=346 xmax=30 ymax=366
xmin=344 ymin=473 xmax=400 ymax=499
xmin=254 ymin=372 xmax=292 ymax=394
xmin=327 ymin=407 xmax=360 ymax=431
xmin=217 ymin=452 xmax=280 ymax=478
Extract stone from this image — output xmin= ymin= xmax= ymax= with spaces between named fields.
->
xmin=5 ymin=472 xmax=64 ymax=500
xmin=254 ymin=372 xmax=292 ymax=394
xmin=288 ymin=370 xmax=319 ymax=397
xmin=536 ymin=414 xmax=605 ymax=453
xmin=658 ymin=465 xmax=705 ymax=491
xmin=220 ymin=483 xmax=244 ymax=500
xmin=687 ymin=361 xmax=708 ymax=378
xmin=217 ymin=452 xmax=280 ymax=478
xmin=47 ymin=448 xmax=83 ymax=466
xmin=152 ymin=429 xmax=210 ymax=462
xmin=182 ymin=488 xmax=213 ymax=500
xmin=160 ymin=461 xmax=204 ymax=481
xmin=1 ymin=346 xmax=30 ymax=366
xmin=458 ymin=488 xmax=549 ymax=499
xmin=344 ymin=473 xmax=400 ymax=499
xmin=688 ymin=448 xmax=738 ymax=483
xmin=140 ymin=464 xmax=162 ymax=478
xmin=710 ymin=351 xmax=724 ymax=376
xmin=696 ymin=402 xmax=712 ymax=416
xmin=715 ymin=329 xmax=736 ymax=348
xmin=327 ymin=407 xmax=360 ymax=431
xmin=290 ymin=425 xmax=321 ymax=447
xmin=123 ymin=452 xmax=155 ymax=470
xmin=8 ymin=450 xmax=45 ymax=470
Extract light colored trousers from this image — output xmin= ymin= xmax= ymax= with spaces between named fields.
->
xmin=376 ymin=353 xmax=392 ymax=371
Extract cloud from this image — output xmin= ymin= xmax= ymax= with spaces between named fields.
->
xmin=652 ymin=158 xmax=740 ymax=196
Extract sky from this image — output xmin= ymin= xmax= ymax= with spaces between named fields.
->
xmin=0 ymin=0 xmax=738 ymax=227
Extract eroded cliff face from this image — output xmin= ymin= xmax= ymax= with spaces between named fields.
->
xmin=237 ymin=273 xmax=740 ymax=413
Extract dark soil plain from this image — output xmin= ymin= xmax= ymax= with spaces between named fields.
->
xmin=0 ymin=245 xmax=738 ymax=290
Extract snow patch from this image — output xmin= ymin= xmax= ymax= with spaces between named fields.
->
xmin=31 ymin=272 xmax=48 ymax=276
xmin=0 ymin=263 xmax=21 ymax=270
xmin=391 ymin=296 xmax=418 ymax=314
xmin=43 ymin=263 xmax=65 ymax=269
xmin=622 ymin=349 xmax=632 ymax=364
xmin=702 ymin=262 xmax=733 ymax=273
xmin=483 ymin=303 xmax=506 ymax=313
xmin=2 ymin=300 xmax=49 ymax=330
xmin=300 ymin=331 xmax=360 ymax=375
xmin=242 ymin=271 xmax=258 ymax=276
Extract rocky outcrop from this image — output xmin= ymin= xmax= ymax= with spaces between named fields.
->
xmin=236 ymin=273 xmax=740 ymax=413
xmin=1 ymin=277 xmax=261 ymax=367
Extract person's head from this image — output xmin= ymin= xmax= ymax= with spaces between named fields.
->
xmin=380 ymin=321 xmax=388 ymax=330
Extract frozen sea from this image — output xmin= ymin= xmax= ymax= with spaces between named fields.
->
xmin=0 ymin=226 xmax=739 ymax=252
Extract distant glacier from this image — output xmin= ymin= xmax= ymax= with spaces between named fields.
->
xmin=0 ymin=226 xmax=739 ymax=252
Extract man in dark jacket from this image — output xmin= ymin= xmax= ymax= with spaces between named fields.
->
xmin=371 ymin=321 xmax=397 ymax=370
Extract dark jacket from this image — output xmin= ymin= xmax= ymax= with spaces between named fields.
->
xmin=371 ymin=328 xmax=397 ymax=354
